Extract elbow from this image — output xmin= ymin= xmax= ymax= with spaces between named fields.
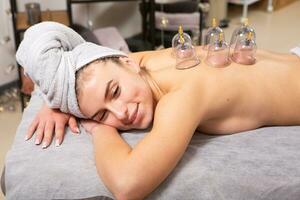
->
xmin=111 ymin=175 xmax=147 ymax=200
xmin=114 ymin=193 xmax=136 ymax=200
xmin=113 ymin=187 xmax=142 ymax=200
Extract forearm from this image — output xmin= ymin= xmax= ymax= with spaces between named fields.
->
xmin=92 ymin=125 xmax=190 ymax=199
xmin=92 ymin=126 xmax=131 ymax=193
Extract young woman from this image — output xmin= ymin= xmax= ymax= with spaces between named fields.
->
xmin=19 ymin=22 xmax=300 ymax=199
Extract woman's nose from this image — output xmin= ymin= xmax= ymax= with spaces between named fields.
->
xmin=107 ymin=101 xmax=128 ymax=121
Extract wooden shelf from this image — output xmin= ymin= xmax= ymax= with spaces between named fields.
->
xmin=16 ymin=10 xmax=69 ymax=31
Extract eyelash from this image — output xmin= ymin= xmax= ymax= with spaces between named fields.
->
xmin=99 ymin=110 xmax=107 ymax=121
xmin=98 ymin=85 xmax=121 ymax=122
xmin=112 ymin=85 xmax=121 ymax=98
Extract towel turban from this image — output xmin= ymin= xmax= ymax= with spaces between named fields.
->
xmin=16 ymin=22 xmax=127 ymax=118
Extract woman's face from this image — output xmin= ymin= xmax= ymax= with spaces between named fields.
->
xmin=78 ymin=57 xmax=154 ymax=130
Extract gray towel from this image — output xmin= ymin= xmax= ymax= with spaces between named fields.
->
xmin=16 ymin=22 xmax=126 ymax=118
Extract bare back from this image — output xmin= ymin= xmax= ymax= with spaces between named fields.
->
xmin=130 ymin=48 xmax=300 ymax=134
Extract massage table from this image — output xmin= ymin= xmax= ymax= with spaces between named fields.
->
xmin=1 ymin=89 xmax=300 ymax=199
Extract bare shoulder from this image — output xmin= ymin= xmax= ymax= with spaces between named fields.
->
xmin=140 ymin=48 xmax=175 ymax=70
xmin=152 ymin=87 xmax=204 ymax=134
xmin=127 ymin=51 xmax=152 ymax=66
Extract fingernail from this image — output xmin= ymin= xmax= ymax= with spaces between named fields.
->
xmin=42 ymin=142 xmax=47 ymax=148
xmin=76 ymin=127 xmax=80 ymax=134
xmin=55 ymin=139 xmax=60 ymax=147
xmin=24 ymin=135 xmax=29 ymax=141
xmin=35 ymin=138 xmax=40 ymax=145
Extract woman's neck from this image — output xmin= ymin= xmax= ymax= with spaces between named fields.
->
xmin=139 ymin=67 xmax=166 ymax=102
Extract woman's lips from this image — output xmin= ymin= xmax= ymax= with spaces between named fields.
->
xmin=125 ymin=104 xmax=139 ymax=125
xmin=131 ymin=103 xmax=140 ymax=125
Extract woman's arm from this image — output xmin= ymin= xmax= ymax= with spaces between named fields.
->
xmin=90 ymin=88 xmax=203 ymax=199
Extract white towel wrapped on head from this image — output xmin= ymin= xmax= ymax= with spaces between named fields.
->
xmin=16 ymin=22 xmax=126 ymax=118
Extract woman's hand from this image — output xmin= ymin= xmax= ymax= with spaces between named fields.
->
xmin=80 ymin=119 xmax=118 ymax=136
xmin=26 ymin=103 xmax=79 ymax=148
xmin=80 ymin=119 xmax=99 ymax=134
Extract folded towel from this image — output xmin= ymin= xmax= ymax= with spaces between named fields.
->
xmin=16 ymin=22 xmax=126 ymax=118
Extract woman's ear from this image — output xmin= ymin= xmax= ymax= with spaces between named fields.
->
xmin=119 ymin=56 xmax=141 ymax=73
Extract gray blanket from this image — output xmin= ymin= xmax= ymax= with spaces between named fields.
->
xmin=2 ymin=90 xmax=300 ymax=199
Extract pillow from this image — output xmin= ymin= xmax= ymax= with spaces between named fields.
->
xmin=2 ymin=89 xmax=300 ymax=199
xmin=93 ymin=27 xmax=131 ymax=53
xmin=72 ymin=24 xmax=100 ymax=45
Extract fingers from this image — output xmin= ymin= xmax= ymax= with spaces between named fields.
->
xmin=34 ymin=122 xmax=45 ymax=145
xmin=42 ymin=121 xmax=55 ymax=148
xmin=54 ymin=122 xmax=65 ymax=147
xmin=25 ymin=118 xmax=39 ymax=141
xmin=68 ymin=116 xmax=80 ymax=134
xmin=29 ymin=120 xmax=65 ymax=148
xmin=25 ymin=115 xmax=78 ymax=148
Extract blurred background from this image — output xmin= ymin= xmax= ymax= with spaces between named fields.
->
xmin=1 ymin=0 xmax=300 ymax=198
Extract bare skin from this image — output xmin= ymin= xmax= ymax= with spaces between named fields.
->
xmin=76 ymin=47 xmax=300 ymax=199
xmin=133 ymin=47 xmax=300 ymax=134
xmin=26 ymin=47 xmax=300 ymax=199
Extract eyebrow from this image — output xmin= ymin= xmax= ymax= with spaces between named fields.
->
xmin=90 ymin=79 xmax=113 ymax=119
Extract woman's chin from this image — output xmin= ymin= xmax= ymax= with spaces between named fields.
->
xmin=117 ymin=112 xmax=153 ymax=131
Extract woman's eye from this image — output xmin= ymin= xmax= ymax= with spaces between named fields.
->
xmin=99 ymin=110 xmax=107 ymax=121
xmin=112 ymin=86 xmax=120 ymax=98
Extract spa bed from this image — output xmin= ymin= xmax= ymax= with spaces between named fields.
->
xmin=1 ymin=89 xmax=300 ymax=200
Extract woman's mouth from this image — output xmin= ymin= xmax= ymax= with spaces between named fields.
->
xmin=128 ymin=103 xmax=139 ymax=125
